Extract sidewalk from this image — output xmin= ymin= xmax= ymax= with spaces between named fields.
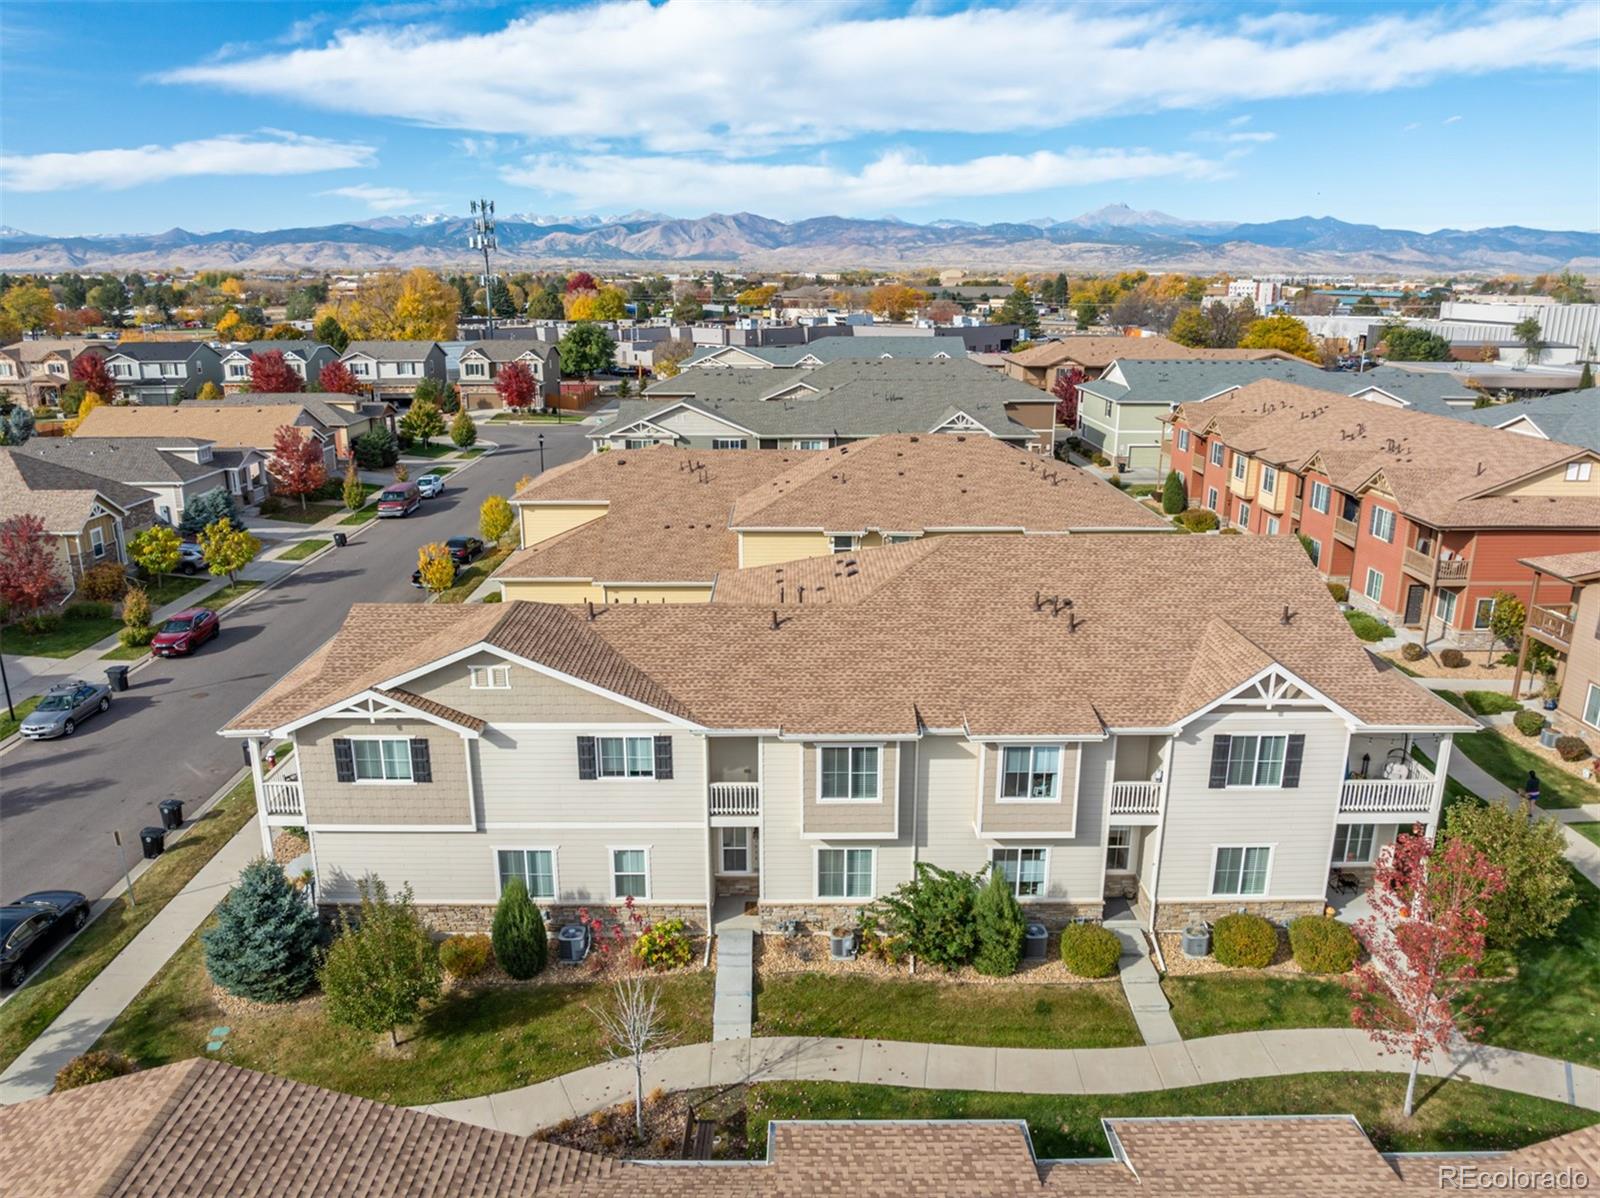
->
xmin=0 ymin=817 xmax=261 ymax=1104
xmin=1447 ymin=741 xmax=1600 ymax=888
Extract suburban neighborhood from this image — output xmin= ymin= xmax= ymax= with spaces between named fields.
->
xmin=0 ymin=1 xmax=1598 ymax=1193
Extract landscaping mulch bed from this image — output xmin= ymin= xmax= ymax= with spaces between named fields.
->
xmin=442 ymin=939 xmax=712 ymax=992
xmin=1378 ymin=649 xmax=1513 ymax=681
xmin=757 ymin=933 xmax=1104 ymax=986
xmin=271 ymin=830 xmax=310 ymax=864
xmin=1157 ymin=928 xmax=1311 ymax=978
xmin=537 ymin=1092 xmax=725 ymax=1160
xmin=1501 ymin=726 xmax=1598 ymax=790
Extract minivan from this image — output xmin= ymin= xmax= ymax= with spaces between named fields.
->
xmin=376 ymin=482 xmax=421 ymax=518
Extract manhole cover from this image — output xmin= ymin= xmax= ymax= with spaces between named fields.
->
xmin=190 ymin=691 xmax=209 ymax=699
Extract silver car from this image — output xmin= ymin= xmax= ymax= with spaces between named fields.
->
xmin=19 ymin=679 xmax=112 ymax=740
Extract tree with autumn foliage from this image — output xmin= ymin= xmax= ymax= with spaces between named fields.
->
xmin=867 ymin=283 xmax=929 ymax=322
xmin=70 ymin=353 xmax=118 ymax=405
xmin=564 ymin=271 xmax=598 ymax=294
xmin=1239 ymin=313 xmax=1321 ymax=362
xmin=1051 ymin=367 xmax=1085 ymax=431
xmin=315 ymin=358 xmax=363 ymax=395
xmin=1347 ymin=828 xmax=1505 ymax=1117
xmin=489 ymin=361 xmax=534 ymax=410
xmin=248 ymin=350 xmax=304 ymax=394
xmin=267 ymin=425 xmax=328 ymax=511
xmin=0 ymin=514 xmax=68 ymax=623
xmin=924 ymin=299 xmax=962 ymax=325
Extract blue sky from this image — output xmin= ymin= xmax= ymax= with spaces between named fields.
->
xmin=3 ymin=1 xmax=1597 ymax=236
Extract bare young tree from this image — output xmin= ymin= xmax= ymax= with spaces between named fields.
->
xmin=588 ymin=978 xmax=674 ymax=1136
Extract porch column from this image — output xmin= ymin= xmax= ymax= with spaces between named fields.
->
xmin=1512 ymin=571 xmax=1543 ymax=699
xmin=247 ymin=736 xmax=273 ymax=857
xmin=1425 ymin=735 xmax=1455 ymax=837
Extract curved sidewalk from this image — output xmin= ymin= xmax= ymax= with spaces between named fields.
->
xmin=417 ymin=1031 xmax=1600 ymax=1134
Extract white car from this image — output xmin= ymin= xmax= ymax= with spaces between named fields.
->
xmin=416 ymin=474 xmax=445 ymax=498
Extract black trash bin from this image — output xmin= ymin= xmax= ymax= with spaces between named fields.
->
xmin=333 ymin=531 xmax=348 ymax=548
xmin=158 ymin=799 xmax=184 ymax=830
xmin=140 ymin=826 xmax=166 ymax=860
xmin=105 ymin=665 xmax=130 ymax=692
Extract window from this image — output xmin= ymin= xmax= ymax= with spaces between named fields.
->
xmin=999 ymin=745 xmax=1062 ymax=800
xmin=1210 ymin=441 xmax=1225 ymax=467
xmin=1212 ymin=846 xmax=1271 ymax=896
xmin=351 ymin=737 xmax=413 ymax=782
xmin=1233 ymin=453 xmax=1247 ymax=482
xmin=1473 ymin=597 xmax=1495 ymax=629
xmin=497 ymin=849 xmax=555 ymax=899
xmin=711 ymin=437 xmax=747 ymax=450
xmin=1260 ymin=465 xmax=1277 ymax=493
xmin=90 ymin=527 xmax=105 ymax=559
xmin=1106 ymin=827 xmax=1132 ymax=872
xmin=1177 ymin=429 xmax=1190 ymax=451
xmin=817 ymin=848 xmax=873 ymax=899
xmin=991 ymin=847 xmax=1047 ymax=897
xmin=350 ymin=360 xmax=371 ymax=376
xmin=719 ymin=828 xmax=751 ymax=874
xmin=1225 ymin=735 xmax=1289 ymax=788
xmin=793 ymin=439 xmax=826 ymax=450
xmin=1310 ymin=480 xmax=1331 ymax=514
xmin=227 ymin=363 xmax=249 ymax=379
xmin=884 ymin=534 xmax=918 ymax=545
xmin=1304 ymin=537 xmax=1322 ymax=567
xmin=1206 ymin=487 xmax=1219 ymax=511
xmin=1235 ymin=502 xmax=1251 ymax=530
xmin=1265 ymin=516 xmax=1279 ymax=536
xmin=1332 ymin=825 xmax=1374 ymax=865
xmin=624 ymin=438 xmax=652 ymax=450
xmin=598 ymin=736 xmax=655 ymax=778
xmin=1567 ymin=461 xmax=1593 ymax=482
xmin=470 ymin=665 xmax=511 ymax=689
xmin=1583 ymin=683 xmax=1600 ymax=731
xmin=1364 ymin=568 xmax=1384 ymax=604
xmin=830 ymin=534 xmax=857 ymax=553
xmin=611 ymin=848 xmax=649 ymax=899
xmin=820 ymin=745 xmax=879 ymax=801
xmin=463 ymin=362 xmax=487 ymax=378
xmin=1435 ymin=589 xmax=1459 ymax=626
xmin=1368 ymin=505 xmax=1396 ymax=543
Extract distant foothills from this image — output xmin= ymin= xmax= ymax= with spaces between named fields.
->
xmin=2 ymin=204 xmax=1595 ymax=274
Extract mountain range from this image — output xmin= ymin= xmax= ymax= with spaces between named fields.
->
xmin=2 ymin=204 xmax=1594 ymax=273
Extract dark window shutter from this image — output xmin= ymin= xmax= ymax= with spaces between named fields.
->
xmin=577 ymin=735 xmax=597 ymax=780
xmin=1208 ymin=735 xmax=1232 ymax=789
xmin=654 ymin=735 xmax=674 ymax=780
xmin=410 ymin=738 xmax=432 ymax=783
xmin=1282 ymin=734 xmax=1305 ymax=789
xmin=333 ymin=738 xmax=355 ymax=783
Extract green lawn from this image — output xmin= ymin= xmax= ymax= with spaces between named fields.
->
xmin=260 ymin=501 xmax=346 ymax=525
xmin=97 ymin=934 xmax=714 ymax=1106
xmin=0 ymin=695 xmax=42 ymax=740
xmin=339 ymin=506 xmax=380 ymax=525
xmin=1461 ymin=690 xmax=1523 ymax=716
xmin=1345 ymin=610 xmax=1394 ymax=642
xmin=458 ymin=446 xmax=488 ymax=456
xmin=207 ymin=579 xmax=263 ymax=610
xmin=278 ymin=538 xmax=330 ymax=562
xmin=423 ymin=464 xmax=455 ymax=476
xmin=0 ymin=777 xmax=256 ymax=1074
xmin=488 ymin=412 xmax=573 ymax=424
xmin=1454 ymin=725 xmax=1600 ymax=809
xmin=737 ymin=1075 xmax=1597 ymax=1159
xmin=3 ymin=615 xmax=121 ymax=658
xmin=100 ymin=640 xmax=149 ymax=661
xmin=1410 ymin=743 xmax=1480 ymax=814
xmin=403 ymin=442 xmax=455 ymax=459
xmin=435 ymin=542 xmax=514 ymax=604
xmin=1573 ymin=823 xmax=1600 ymax=848
xmin=141 ymin=573 xmax=207 ymax=608
xmin=753 ymin=974 xmax=1140 ymax=1049
xmin=1163 ymin=975 xmax=1353 ymax=1040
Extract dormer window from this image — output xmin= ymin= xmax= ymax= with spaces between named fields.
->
xmin=1567 ymin=461 xmax=1593 ymax=482
xmin=830 ymin=534 xmax=857 ymax=553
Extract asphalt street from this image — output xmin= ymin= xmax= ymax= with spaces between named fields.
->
xmin=0 ymin=420 xmax=593 ymax=903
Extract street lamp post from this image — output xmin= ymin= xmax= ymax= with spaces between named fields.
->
xmin=538 ymin=433 xmax=546 ymax=474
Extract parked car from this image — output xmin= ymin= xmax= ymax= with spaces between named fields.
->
xmin=417 ymin=473 xmax=446 ymax=498
xmin=151 ymin=608 xmax=220 ymax=657
xmin=1 ymin=891 xmax=89 ymax=989
xmin=19 ymin=680 xmax=112 ymax=740
xmin=445 ymin=535 xmax=484 ymax=564
xmin=176 ymin=542 xmax=207 ymax=575
xmin=377 ymin=482 xmax=421 ymax=518
xmin=412 ymin=559 xmax=460 ymax=589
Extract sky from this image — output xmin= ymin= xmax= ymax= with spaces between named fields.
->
xmin=2 ymin=0 xmax=1598 ymax=237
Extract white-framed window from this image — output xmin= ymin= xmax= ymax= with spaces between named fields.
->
xmin=1233 ymin=453 xmax=1247 ymax=482
xmin=1473 ymin=597 xmax=1496 ymax=629
xmin=1364 ymin=567 xmax=1384 ymax=604
xmin=830 ymin=534 xmax=857 ymax=553
xmin=1224 ymin=734 xmax=1289 ymax=788
xmin=1435 ymin=588 xmax=1459 ymax=626
xmin=998 ymin=745 xmax=1062 ymax=801
xmin=884 ymin=534 xmax=918 ymax=545
xmin=793 ymin=439 xmax=826 ymax=450
xmin=1304 ymin=537 xmax=1322 ymax=568
xmin=1236 ymin=502 xmax=1251 ymax=530
xmin=711 ymin=437 xmax=747 ymax=450
xmin=1310 ymin=480 xmax=1331 ymax=514
xmin=469 ymin=664 xmax=511 ymax=689
xmin=598 ymin=736 xmax=655 ymax=778
xmin=1368 ymin=505 xmax=1396 ymax=543
xmin=463 ymin=361 xmax=487 ymax=378
xmin=350 ymin=359 xmax=371 ymax=376
xmin=1211 ymin=845 xmax=1271 ymax=896
xmin=1206 ymin=486 xmax=1219 ymax=511
xmin=990 ymin=847 xmax=1047 ymax=898
xmin=1582 ymin=682 xmax=1600 ymax=730
xmin=1266 ymin=516 xmax=1279 ymax=536
xmin=351 ymin=737 xmax=414 ymax=782
xmin=496 ymin=848 xmax=555 ymax=899
xmin=611 ymin=847 xmax=649 ymax=899
xmin=1177 ymin=429 xmax=1190 ymax=451
xmin=1566 ymin=461 xmax=1593 ymax=482
xmin=1210 ymin=441 xmax=1225 ymax=467
xmin=816 ymin=847 xmax=874 ymax=899
xmin=1106 ymin=827 xmax=1132 ymax=872
xmin=819 ymin=745 xmax=880 ymax=801
xmin=1332 ymin=825 xmax=1375 ymax=865
xmin=1260 ymin=465 xmax=1277 ymax=493
xmin=624 ymin=438 xmax=653 ymax=450
xmin=90 ymin=526 xmax=105 ymax=559
xmin=718 ymin=827 xmax=752 ymax=874
xmin=226 ymin=362 xmax=250 ymax=379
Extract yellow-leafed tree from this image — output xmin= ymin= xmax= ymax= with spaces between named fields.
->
xmin=416 ymin=542 xmax=456 ymax=593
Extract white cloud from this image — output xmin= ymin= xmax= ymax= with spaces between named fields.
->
xmin=161 ymin=2 xmax=1598 ymax=154
xmin=501 ymin=147 xmax=1225 ymax=217
xmin=1195 ymin=129 xmax=1278 ymax=144
xmin=455 ymin=136 xmax=501 ymax=159
xmin=0 ymin=131 xmax=375 ymax=192
xmin=1443 ymin=114 xmax=1464 ymax=124
xmin=321 ymin=184 xmax=424 ymax=211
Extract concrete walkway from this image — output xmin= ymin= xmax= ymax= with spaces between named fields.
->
xmin=712 ymin=929 xmax=754 ymax=1042
xmin=416 ymin=1029 xmax=1600 ymax=1134
xmin=0 ymin=817 xmax=261 ymax=1104
xmin=1104 ymin=905 xmax=1180 ymax=1046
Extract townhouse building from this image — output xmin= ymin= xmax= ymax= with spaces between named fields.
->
xmin=218 ymin=341 xmax=339 ymax=393
xmin=455 ymin=340 xmax=561 ymax=410
xmin=0 ymin=449 xmax=156 ymax=589
xmin=1515 ymin=551 xmax=1600 ymax=734
xmin=1166 ymin=382 xmax=1600 ymax=646
xmin=1002 ymin=336 xmax=1290 ymax=391
xmin=11 ymin=436 xmax=268 ymax=523
xmin=216 ymin=392 xmax=397 ymax=461
xmin=74 ymin=400 xmax=340 ymax=478
xmin=99 ymin=342 xmax=225 ymax=404
xmin=0 ymin=339 xmax=106 ymax=408
xmin=223 ymin=535 xmax=1467 ymax=942
xmin=494 ymin=435 xmax=1166 ymax=604
xmin=338 ymin=341 xmax=448 ymax=403
xmin=1452 ymin=386 xmax=1600 ymax=454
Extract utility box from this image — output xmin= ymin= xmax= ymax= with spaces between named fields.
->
xmin=558 ymin=923 xmax=590 ymax=965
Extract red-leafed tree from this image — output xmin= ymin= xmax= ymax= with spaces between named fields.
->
xmin=1051 ymin=366 xmax=1084 ymax=431
xmin=0 ymin=514 xmax=68 ymax=621
xmin=1347 ymin=828 xmax=1505 ymax=1117
xmin=249 ymin=349 xmax=304 ymax=394
xmin=267 ymin=425 xmax=328 ymax=511
xmin=495 ymin=361 xmax=538 ymax=411
xmin=315 ymin=359 xmax=364 ymax=395
xmin=70 ymin=352 xmax=118 ymax=404
xmin=564 ymin=271 xmax=598 ymax=294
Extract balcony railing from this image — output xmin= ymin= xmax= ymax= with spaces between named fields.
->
xmin=1333 ymin=516 xmax=1358 ymax=545
xmin=1529 ymin=605 xmax=1575 ymax=646
xmin=1339 ymin=761 xmax=1434 ymax=815
xmin=1109 ymin=780 xmax=1161 ymax=816
xmin=1436 ymin=557 xmax=1470 ymax=582
xmin=709 ymin=782 xmax=761 ymax=818
xmin=1402 ymin=547 xmax=1436 ymax=579
xmin=262 ymin=776 xmax=304 ymax=817
xmin=1291 ymin=495 xmax=1302 ymax=519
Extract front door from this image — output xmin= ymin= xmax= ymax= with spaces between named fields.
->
xmin=1403 ymin=584 xmax=1426 ymax=627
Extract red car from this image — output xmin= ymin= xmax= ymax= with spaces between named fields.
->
xmin=151 ymin=607 xmax=221 ymax=657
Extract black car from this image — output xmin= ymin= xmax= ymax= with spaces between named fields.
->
xmin=446 ymin=536 xmax=485 ymax=564
xmin=1 ymin=891 xmax=89 ymax=988
xmin=412 ymin=559 xmax=460 ymax=589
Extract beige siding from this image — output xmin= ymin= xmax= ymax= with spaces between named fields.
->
xmin=407 ymin=651 xmax=659 ymax=725
xmin=801 ymin=743 xmax=899 ymax=836
xmin=475 ymin=726 xmax=703 ymax=826
xmin=738 ymin=530 xmax=833 ymax=568
xmin=976 ymin=742 xmax=1081 ymax=834
xmin=517 ymin=502 xmax=607 ymax=549
xmin=297 ymin=717 xmax=472 ymax=827
xmin=1557 ymin=584 xmax=1600 ymax=731
xmin=500 ymin=579 xmax=605 ymax=603
xmin=654 ymin=407 xmax=755 ymax=440
xmin=1495 ymin=456 xmax=1600 ymax=498
xmin=602 ymin=584 xmax=714 ymax=603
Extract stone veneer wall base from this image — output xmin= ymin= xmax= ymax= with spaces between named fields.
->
xmin=1155 ymin=898 xmax=1327 ymax=932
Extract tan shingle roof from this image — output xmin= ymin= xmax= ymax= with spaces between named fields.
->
xmin=1006 ymin=336 xmax=1292 ymax=371
xmin=1179 ymin=381 xmax=1600 ymax=530
xmin=1521 ymin=550 xmax=1600 ymax=583
xmin=0 ymin=448 xmax=154 ymax=533
xmin=74 ymin=403 xmax=326 ymax=451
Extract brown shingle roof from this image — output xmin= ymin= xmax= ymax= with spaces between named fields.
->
xmin=1521 ymin=550 xmax=1600 ymax=583
xmin=74 ymin=402 xmax=328 ymax=451
xmin=1006 ymin=336 xmax=1292 ymax=371
xmin=0 ymin=448 xmax=154 ymax=533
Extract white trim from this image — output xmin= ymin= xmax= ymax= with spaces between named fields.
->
xmin=492 ymin=845 xmax=559 ymax=900
xmin=609 ymin=845 xmax=651 ymax=901
xmin=594 ymin=733 xmax=658 ymax=780
xmin=483 ymin=820 xmax=703 ymax=830
xmin=988 ymin=845 xmax=1050 ymax=900
xmin=812 ymin=844 xmax=876 ymax=900
xmin=716 ymin=826 xmax=754 ymax=875
xmin=994 ymin=743 xmax=1065 ymax=803
xmin=1207 ymin=843 xmax=1276 ymax=897
xmin=1582 ymin=683 xmax=1600 ymax=732
xmin=469 ymin=664 xmax=512 ymax=690
xmin=1216 ymin=733 xmax=1291 ymax=790
xmin=309 ymin=822 xmax=478 ymax=833
xmin=1330 ymin=823 xmax=1376 ymax=866
xmin=1173 ymin=664 xmax=1361 ymax=731
xmin=344 ymin=734 xmax=418 ymax=784
xmin=270 ymin=688 xmax=482 ymax=738
xmin=815 ymin=743 xmax=884 ymax=803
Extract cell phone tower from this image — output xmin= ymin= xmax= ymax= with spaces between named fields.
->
xmin=469 ymin=198 xmax=498 ymax=335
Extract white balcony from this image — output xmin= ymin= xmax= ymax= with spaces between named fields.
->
xmin=1109 ymin=780 xmax=1161 ymax=819
xmin=1339 ymin=765 xmax=1434 ymax=816
xmin=260 ymin=756 xmax=304 ymax=821
xmin=709 ymin=782 xmax=760 ymax=821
